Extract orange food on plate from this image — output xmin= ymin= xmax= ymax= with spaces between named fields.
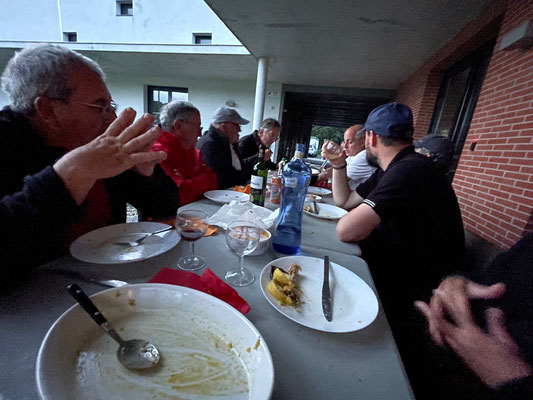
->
xmin=233 ymin=184 xmax=251 ymax=194
xmin=204 ymin=225 xmax=218 ymax=236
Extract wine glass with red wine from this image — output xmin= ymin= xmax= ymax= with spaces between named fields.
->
xmin=175 ymin=209 xmax=208 ymax=270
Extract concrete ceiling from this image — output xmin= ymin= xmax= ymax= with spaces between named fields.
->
xmin=0 ymin=45 xmax=259 ymax=82
xmin=204 ymin=0 xmax=493 ymax=89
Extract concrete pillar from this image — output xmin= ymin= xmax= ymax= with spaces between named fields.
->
xmin=252 ymin=57 xmax=269 ymax=131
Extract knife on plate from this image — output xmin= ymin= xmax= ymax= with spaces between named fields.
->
xmin=322 ymin=256 xmax=332 ymax=321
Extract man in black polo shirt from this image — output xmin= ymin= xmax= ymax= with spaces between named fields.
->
xmin=330 ymin=103 xmax=465 ymax=321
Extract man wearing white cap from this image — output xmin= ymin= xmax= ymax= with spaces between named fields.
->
xmin=197 ymin=106 xmax=250 ymax=189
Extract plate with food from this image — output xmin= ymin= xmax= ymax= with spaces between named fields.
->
xmin=259 ymin=256 xmax=379 ymax=333
xmin=307 ymin=187 xmax=332 ymax=196
xmin=37 ymin=283 xmax=274 ymax=400
xmin=305 ymin=194 xmax=322 ymax=202
xmin=303 ymin=203 xmax=348 ymax=220
xmin=70 ymin=222 xmax=180 ymax=264
xmin=204 ymin=190 xmax=250 ymax=204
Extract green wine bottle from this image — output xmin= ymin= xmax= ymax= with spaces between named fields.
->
xmin=250 ymin=147 xmax=268 ymax=206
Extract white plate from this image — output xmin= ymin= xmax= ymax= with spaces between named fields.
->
xmin=303 ymin=203 xmax=348 ymax=220
xmin=204 ymin=190 xmax=250 ymax=204
xmin=307 ymin=187 xmax=332 ymax=196
xmin=70 ymin=222 xmax=180 ymax=264
xmin=305 ymin=194 xmax=322 ymax=202
xmin=260 ymin=256 xmax=378 ymax=333
xmin=36 ymin=283 xmax=274 ymax=400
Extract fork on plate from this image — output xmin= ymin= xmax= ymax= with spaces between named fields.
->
xmin=114 ymin=226 xmax=174 ymax=247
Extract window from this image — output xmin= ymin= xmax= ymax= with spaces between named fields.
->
xmin=193 ymin=33 xmax=212 ymax=45
xmin=307 ymin=125 xmax=344 ymax=158
xmin=428 ymin=38 xmax=495 ymax=176
xmin=147 ymin=86 xmax=188 ymax=123
xmin=116 ymin=1 xmax=133 ymax=16
xmin=63 ymin=32 xmax=77 ymax=42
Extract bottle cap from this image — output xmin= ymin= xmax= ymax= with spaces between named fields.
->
xmin=296 ymin=143 xmax=306 ymax=153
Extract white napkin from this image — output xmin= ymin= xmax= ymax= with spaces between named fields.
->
xmin=207 ymin=200 xmax=279 ymax=230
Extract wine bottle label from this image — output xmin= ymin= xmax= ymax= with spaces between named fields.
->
xmin=250 ymin=175 xmax=264 ymax=189
xmin=285 ymin=177 xmax=298 ymax=188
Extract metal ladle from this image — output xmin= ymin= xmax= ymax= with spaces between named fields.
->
xmin=67 ymin=284 xmax=161 ymax=369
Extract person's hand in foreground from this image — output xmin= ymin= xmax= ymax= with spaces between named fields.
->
xmin=415 ymin=277 xmax=531 ymax=388
xmin=54 ymin=108 xmax=166 ymax=204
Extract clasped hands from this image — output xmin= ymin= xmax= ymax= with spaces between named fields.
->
xmin=54 ymin=108 xmax=166 ymax=204
xmin=415 ymin=276 xmax=531 ymax=388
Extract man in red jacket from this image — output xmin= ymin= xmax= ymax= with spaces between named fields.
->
xmin=152 ymin=101 xmax=218 ymax=205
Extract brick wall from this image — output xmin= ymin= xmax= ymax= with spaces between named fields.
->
xmin=396 ymin=0 xmax=533 ymax=249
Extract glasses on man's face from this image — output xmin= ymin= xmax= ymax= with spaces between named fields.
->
xmin=73 ymin=101 xmax=118 ymax=116
xmin=52 ymin=97 xmax=118 ymax=117
xmin=225 ymin=122 xmax=240 ymax=130
xmin=180 ymin=120 xmax=202 ymax=133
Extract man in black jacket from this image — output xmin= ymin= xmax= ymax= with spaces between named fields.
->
xmin=0 ymin=44 xmax=179 ymax=278
xmin=238 ymin=118 xmax=280 ymax=175
xmin=197 ymin=106 xmax=250 ymax=189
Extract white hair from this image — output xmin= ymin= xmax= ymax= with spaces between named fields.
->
xmin=1 ymin=44 xmax=105 ymax=114
xmin=159 ymin=100 xmax=199 ymax=131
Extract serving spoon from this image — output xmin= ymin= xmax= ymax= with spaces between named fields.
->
xmin=67 ymin=284 xmax=161 ymax=370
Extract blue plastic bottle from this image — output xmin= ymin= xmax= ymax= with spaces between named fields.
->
xmin=273 ymin=143 xmax=312 ymax=254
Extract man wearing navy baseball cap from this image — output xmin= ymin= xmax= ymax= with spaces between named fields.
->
xmin=330 ymin=102 xmax=465 ymax=324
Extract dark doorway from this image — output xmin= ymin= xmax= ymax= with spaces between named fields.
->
xmin=279 ymin=90 xmax=392 ymax=160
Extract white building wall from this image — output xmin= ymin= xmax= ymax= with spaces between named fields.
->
xmin=0 ymin=0 xmax=241 ymax=45
xmin=106 ymin=72 xmax=282 ymax=138
xmin=0 ymin=0 xmax=62 ymax=41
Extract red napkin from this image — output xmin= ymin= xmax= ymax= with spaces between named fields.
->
xmin=148 ymin=268 xmax=250 ymax=314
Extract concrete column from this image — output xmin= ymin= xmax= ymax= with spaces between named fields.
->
xmin=252 ymin=57 xmax=269 ymax=130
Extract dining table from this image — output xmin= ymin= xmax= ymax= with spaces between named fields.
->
xmin=0 ymin=193 xmax=414 ymax=400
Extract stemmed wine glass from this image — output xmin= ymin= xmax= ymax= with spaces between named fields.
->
xmin=225 ymin=220 xmax=260 ymax=286
xmin=175 ymin=209 xmax=208 ymax=270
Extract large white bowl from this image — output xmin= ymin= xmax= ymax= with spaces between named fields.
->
xmin=36 ymin=284 xmax=274 ymax=400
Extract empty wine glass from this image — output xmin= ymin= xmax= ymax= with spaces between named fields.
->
xmin=175 ymin=209 xmax=208 ymax=270
xmin=225 ymin=221 xmax=260 ymax=286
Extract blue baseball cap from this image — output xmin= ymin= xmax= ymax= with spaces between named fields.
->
xmin=359 ymin=103 xmax=414 ymax=138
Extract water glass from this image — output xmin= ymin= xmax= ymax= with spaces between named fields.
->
xmin=225 ymin=221 xmax=260 ymax=286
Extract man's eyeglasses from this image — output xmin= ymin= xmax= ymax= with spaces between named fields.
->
xmin=180 ymin=120 xmax=202 ymax=132
xmin=73 ymin=101 xmax=118 ymax=115
xmin=51 ymin=97 xmax=118 ymax=116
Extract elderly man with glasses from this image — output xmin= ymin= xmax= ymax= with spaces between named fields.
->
xmin=197 ymin=106 xmax=250 ymax=189
xmin=152 ymin=100 xmax=218 ymax=205
xmin=0 ymin=44 xmax=179 ymax=280
xmin=238 ymin=118 xmax=281 ymax=176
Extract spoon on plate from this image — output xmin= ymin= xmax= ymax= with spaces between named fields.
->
xmin=67 ymin=284 xmax=161 ymax=370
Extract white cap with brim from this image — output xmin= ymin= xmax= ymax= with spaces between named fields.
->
xmin=212 ymin=106 xmax=249 ymax=125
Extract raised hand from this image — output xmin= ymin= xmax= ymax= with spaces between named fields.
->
xmin=54 ymin=108 xmax=167 ymax=204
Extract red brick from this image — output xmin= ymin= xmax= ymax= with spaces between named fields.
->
xmin=514 ymin=144 xmax=533 ymax=151
xmin=503 ymin=171 xmax=531 ymax=180
xmin=501 ymin=151 xmax=527 ymax=158
xmin=507 ymin=136 xmax=533 ymax=144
